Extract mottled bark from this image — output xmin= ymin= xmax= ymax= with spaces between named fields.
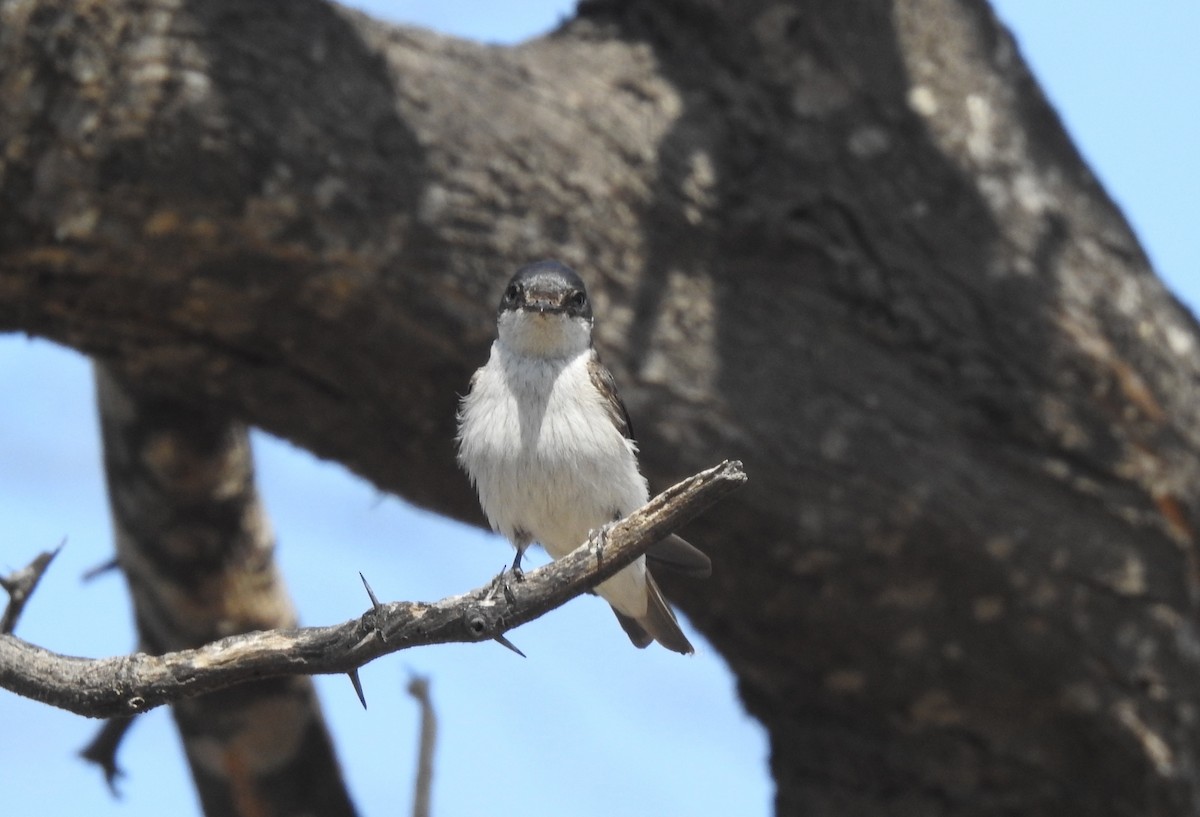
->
xmin=94 ymin=368 xmax=358 ymax=817
xmin=4 ymin=0 xmax=1200 ymax=815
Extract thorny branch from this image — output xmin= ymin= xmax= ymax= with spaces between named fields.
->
xmin=0 ymin=461 xmax=746 ymax=719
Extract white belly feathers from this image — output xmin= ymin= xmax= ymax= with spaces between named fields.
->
xmin=457 ymin=343 xmax=650 ymax=561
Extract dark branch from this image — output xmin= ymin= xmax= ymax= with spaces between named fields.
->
xmin=0 ymin=461 xmax=745 ymax=719
xmin=79 ymin=716 xmax=136 ymax=796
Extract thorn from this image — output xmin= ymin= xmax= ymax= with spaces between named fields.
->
xmin=484 ymin=565 xmax=519 ymax=603
xmin=483 ymin=569 xmax=504 ymax=602
xmin=358 ymin=572 xmax=387 ymax=643
xmin=493 ymin=633 xmax=526 ymax=658
xmin=347 ymin=669 xmax=368 ymax=710
xmin=82 ymin=557 xmax=120 ymax=583
xmin=359 ymin=572 xmax=382 ymax=611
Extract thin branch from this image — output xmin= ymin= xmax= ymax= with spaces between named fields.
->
xmin=1 ymin=541 xmax=63 ymax=635
xmin=0 ymin=461 xmax=746 ymax=719
xmin=407 ymin=674 xmax=436 ymax=817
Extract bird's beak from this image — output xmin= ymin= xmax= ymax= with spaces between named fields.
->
xmin=523 ymin=290 xmax=564 ymax=314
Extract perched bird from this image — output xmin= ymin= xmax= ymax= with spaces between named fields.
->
xmin=456 ymin=260 xmax=710 ymax=654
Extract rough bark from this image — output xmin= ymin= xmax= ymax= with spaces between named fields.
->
xmin=93 ymin=367 xmax=358 ymax=817
xmin=4 ymin=0 xmax=1200 ymax=815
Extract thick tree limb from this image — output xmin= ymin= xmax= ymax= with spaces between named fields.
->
xmin=0 ymin=461 xmax=745 ymax=719
xmin=6 ymin=0 xmax=1200 ymax=813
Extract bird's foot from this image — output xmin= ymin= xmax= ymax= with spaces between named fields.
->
xmin=589 ymin=521 xmax=618 ymax=567
xmin=508 ymin=550 xmax=527 ymax=582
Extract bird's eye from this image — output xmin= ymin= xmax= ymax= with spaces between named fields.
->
xmin=503 ymin=284 xmax=520 ymax=306
xmin=567 ymin=291 xmax=587 ymax=312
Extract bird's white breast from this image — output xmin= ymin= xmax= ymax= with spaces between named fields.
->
xmin=457 ymin=343 xmax=649 ymax=559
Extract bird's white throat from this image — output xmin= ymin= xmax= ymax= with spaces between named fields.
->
xmin=496 ymin=309 xmax=593 ymax=359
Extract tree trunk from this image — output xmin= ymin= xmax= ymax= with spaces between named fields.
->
xmin=3 ymin=0 xmax=1200 ymax=814
xmin=93 ymin=367 xmax=358 ymax=817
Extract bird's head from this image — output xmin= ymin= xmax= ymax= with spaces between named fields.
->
xmin=496 ymin=260 xmax=594 ymax=358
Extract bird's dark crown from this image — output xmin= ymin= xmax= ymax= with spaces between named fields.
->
xmin=498 ymin=260 xmax=592 ymax=320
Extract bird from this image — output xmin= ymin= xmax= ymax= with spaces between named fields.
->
xmin=456 ymin=260 xmax=711 ymax=654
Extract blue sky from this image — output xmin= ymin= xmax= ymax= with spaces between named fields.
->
xmin=2 ymin=3 xmax=1197 ymax=816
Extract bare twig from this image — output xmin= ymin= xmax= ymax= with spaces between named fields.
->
xmin=0 ymin=461 xmax=746 ymax=719
xmin=1 ymin=542 xmax=63 ymax=635
xmin=407 ymin=675 xmax=436 ymax=817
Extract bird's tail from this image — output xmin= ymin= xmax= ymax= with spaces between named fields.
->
xmin=611 ymin=571 xmax=694 ymax=655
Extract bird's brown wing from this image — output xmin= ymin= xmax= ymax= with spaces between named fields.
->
xmin=587 ymin=353 xmax=712 ymax=579
xmin=586 ymin=352 xmax=635 ymax=440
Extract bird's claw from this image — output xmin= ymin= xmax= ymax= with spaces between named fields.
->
xmin=590 ymin=521 xmax=617 ymax=566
